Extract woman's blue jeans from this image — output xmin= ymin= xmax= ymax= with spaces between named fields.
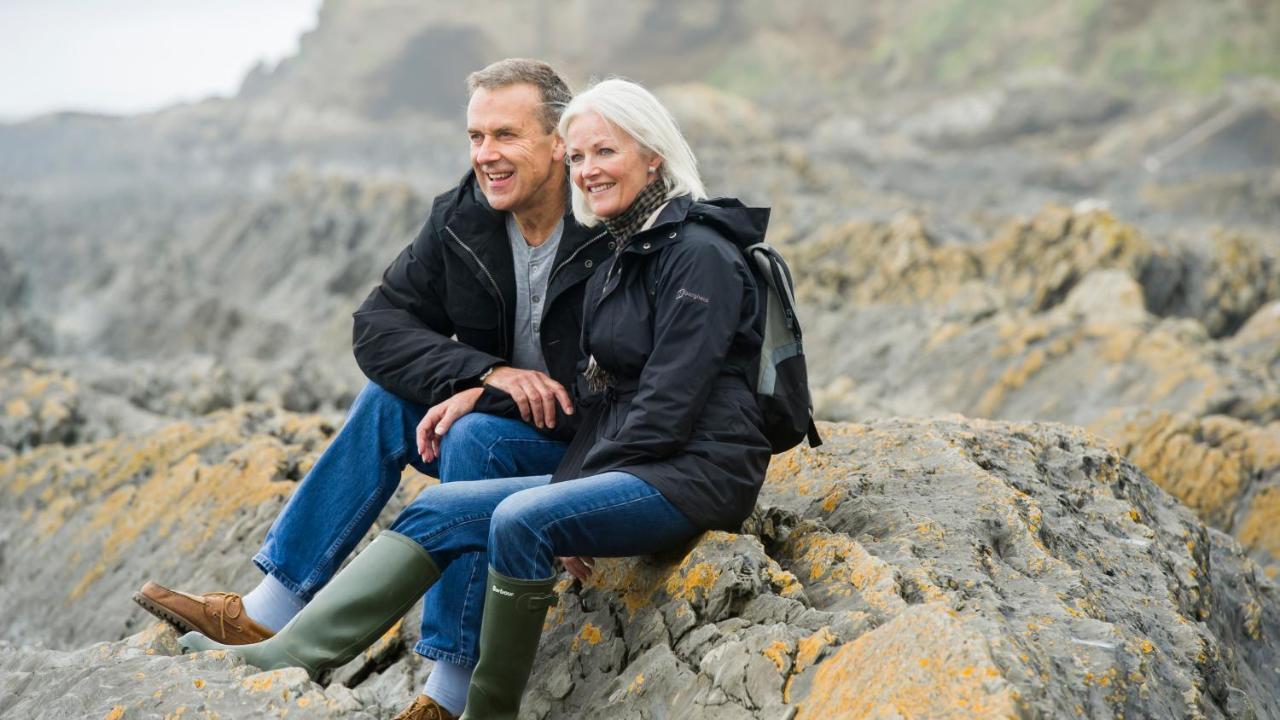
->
xmin=389 ymin=471 xmax=698 ymax=588
xmin=253 ymin=382 xmax=567 ymax=668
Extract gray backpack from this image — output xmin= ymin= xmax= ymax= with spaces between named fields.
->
xmin=742 ymin=242 xmax=822 ymax=453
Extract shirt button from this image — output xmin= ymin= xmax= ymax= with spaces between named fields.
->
xmin=642 ymin=242 xmax=651 ymax=250
xmin=608 ymin=241 xmax=616 ymax=250
xmin=533 ymin=295 xmax=541 ymax=303
xmin=668 ymin=232 xmax=677 ymax=238
xmin=585 ymin=259 xmax=594 ymax=268
xmin=531 ymin=263 xmax=538 ymax=271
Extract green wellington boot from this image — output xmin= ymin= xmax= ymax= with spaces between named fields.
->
xmin=179 ymin=531 xmax=439 ymax=679
xmin=460 ymin=568 xmax=559 ymax=720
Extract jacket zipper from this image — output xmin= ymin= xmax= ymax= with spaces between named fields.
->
xmin=445 ymin=226 xmax=508 ymax=357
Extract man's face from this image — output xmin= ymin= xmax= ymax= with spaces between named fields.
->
xmin=467 ymin=83 xmax=565 ymax=215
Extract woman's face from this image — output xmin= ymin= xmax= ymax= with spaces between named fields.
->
xmin=565 ymin=112 xmax=660 ymax=220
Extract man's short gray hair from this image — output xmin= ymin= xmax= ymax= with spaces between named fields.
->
xmin=558 ymin=78 xmax=707 ymax=228
xmin=466 ymin=58 xmax=572 ymax=133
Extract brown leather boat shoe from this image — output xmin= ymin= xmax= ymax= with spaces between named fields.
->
xmin=391 ymin=694 xmax=459 ymax=720
xmin=133 ymin=581 xmax=275 ymax=645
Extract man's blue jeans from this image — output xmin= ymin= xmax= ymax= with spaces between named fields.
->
xmin=388 ymin=471 xmax=698 ymax=582
xmin=253 ymin=382 xmax=566 ymax=668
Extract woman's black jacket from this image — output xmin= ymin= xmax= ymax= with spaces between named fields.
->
xmin=553 ymin=194 xmax=773 ymax=531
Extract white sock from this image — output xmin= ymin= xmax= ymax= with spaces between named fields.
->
xmin=423 ymin=659 xmax=473 ymax=716
xmin=241 ymin=573 xmax=306 ymax=633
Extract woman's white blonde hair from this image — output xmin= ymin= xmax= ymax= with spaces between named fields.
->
xmin=558 ymin=78 xmax=707 ymax=227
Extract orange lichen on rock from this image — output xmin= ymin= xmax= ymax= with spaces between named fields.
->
xmin=2 ymin=405 xmax=330 ymax=603
xmin=783 ymin=530 xmax=906 ymax=614
xmin=763 ymin=640 xmax=791 ymax=673
xmin=796 ymin=604 xmax=1017 ymax=720
xmin=574 ymin=622 xmax=604 ymax=650
xmin=795 ymin=627 xmax=837 ymax=673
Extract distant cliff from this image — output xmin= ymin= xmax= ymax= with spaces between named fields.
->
xmin=235 ymin=0 xmax=1280 ymax=118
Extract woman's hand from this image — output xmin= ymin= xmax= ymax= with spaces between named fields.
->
xmin=417 ymin=387 xmax=484 ymax=464
xmin=560 ymin=556 xmax=595 ymax=582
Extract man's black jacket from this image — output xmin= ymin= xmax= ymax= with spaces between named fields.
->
xmin=352 ymin=171 xmax=611 ymax=440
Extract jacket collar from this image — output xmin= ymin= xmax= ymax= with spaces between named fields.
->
xmin=620 ymin=194 xmax=771 ymax=255
xmin=445 ymin=170 xmax=599 ymax=265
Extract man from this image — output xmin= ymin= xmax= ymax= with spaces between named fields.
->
xmin=134 ymin=59 xmax=611 ymax=720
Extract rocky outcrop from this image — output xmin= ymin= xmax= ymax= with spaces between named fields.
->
xmin=4 ymin=410 xmax=1279 ymax=718
xmin=794 ymin=205 xmax=1280 ymax=582
xmin=1091 ymin=409 xmax=1280 ymax=579
xmin=0 ymin=359 xmax=80 ymax=454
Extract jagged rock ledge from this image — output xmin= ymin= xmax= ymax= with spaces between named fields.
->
xmin=2 ymin=409 xmax=1278 ymax=718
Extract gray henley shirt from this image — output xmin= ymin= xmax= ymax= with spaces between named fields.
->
xmin=505 ymin=214 xmax=564 ymax=374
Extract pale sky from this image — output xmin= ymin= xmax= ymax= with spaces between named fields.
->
xmin=0 ymin=0 xmax=322 ymax=121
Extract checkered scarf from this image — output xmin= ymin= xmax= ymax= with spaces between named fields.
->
xmin=600 ymin=178 xmax=669 ymax=248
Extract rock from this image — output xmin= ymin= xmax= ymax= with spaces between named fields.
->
xmin=1090 ymin=408 xmax=1280 ymax=578
xmin=6 ymin=414 xmax=1280 ymax=718
xmin=1149 ymin=230 xmax=1280 ymax=338
xmin=792 ymin=205 xmax=1159 ymax=313
xmin=0 ymin=248 xmax=54 ymax=361
xmin=0 ymin=404 xmax=347 ymax=647
xmin=1226 ymin=300 xmax=1280 ymax=384
xmin=656 ymin=84 xmax=776 ymax=149
xmin=0 ymin=624 xmax=392 ymax=719
xmin=0 ymin=359 xmax=82 ymax=451
xmin=900 ymin=73 xmax=1128 ymax=149
xmin=797 ymin=205 xmax=1280 ymax=428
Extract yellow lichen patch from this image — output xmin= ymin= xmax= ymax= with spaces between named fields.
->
xmin=820 ymin=488 xmax=843 ymax=513
xmin=193 ymin=678 xmax=205 ymax=690
xmin=5 ymin=397 xmax=32 ymax=418
xmin=104 ymin=707 xmax=125 ymax=720
xmin=763 ymin=640 xmax=791 ymax=673
xmin=242 ymin=671 xmax=278 ymax=693
xmin=625 ymin=673 xmax=645 ymax=694
xmin=1238 ymin=487 xmax=1280 ymax=561
xmin=573 ymin=622 xmax=604 ymax=650
xmin=8 ymin=408 xmax=323 ymax=600
xmin=665 ymin=561 xmax=719 ymax=604
xmin=583 ymin=557 xmax=663 ymax=617
xmin=768 ymin=567 xmax=805 ymax=599
xmin=34 ymin=495 xmax=77 ymax=537
xmin=783 ymin=530 xmax=905 ymax=615
xmin=69 ymin=561 xmax=106 ymax=601
xmin=796 ymin=604 xmax=1018 ymax=720
xmin=795 ymin=627 xmax=837 ymax=674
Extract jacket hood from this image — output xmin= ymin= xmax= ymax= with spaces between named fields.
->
xmin=651 ymin=195 xmax=771 ymax=251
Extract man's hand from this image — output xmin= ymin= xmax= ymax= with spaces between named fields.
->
xmin=483 ymin=367 xmax=573 ymax=430
xmin=561 ymin=556 xmax=595 ymax=582
xmin=417 ymin=387 xmax=484 ymax=464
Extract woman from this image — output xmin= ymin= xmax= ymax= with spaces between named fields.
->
xmin=180 ymin=78 xmax=772 ymax=720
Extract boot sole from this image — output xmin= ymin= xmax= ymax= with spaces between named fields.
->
xmin=132 ymin=592 xmax=199 ymax=635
